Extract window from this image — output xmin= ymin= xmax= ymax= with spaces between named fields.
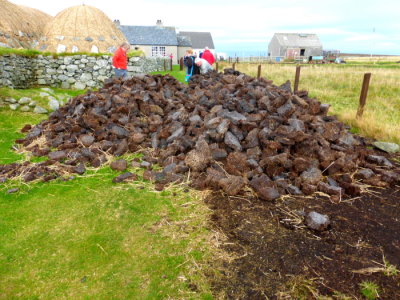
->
xmin=151 ymin=46 xmax=158 ymax=56
xmin=159 ymin=46 xmax=166 ymax=56
xmin=151 ymin=46 xmax=166 ymax=57
xmin=300 ymin=49 xmax=305 ymax=56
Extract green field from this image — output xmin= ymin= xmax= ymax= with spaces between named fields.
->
xmin=0 ymin=100 xmax=214 ymax=298
xmin=152 ymin=64 xmax=186 ymax=82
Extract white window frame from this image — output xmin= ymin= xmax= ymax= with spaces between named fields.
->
xmin=159 ymin=46 xmax=166 ymax=56
xmin=151 ymin=46 xmax=167 ymax=57
xmin=151 ymin=46 xmax=158 ymax=57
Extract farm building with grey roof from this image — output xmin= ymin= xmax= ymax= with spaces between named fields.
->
xmin=119 ymin=21 xmax=179 ymax=63
xmin=178 ymin=31 xmax=215 ymax=57
xmin=178 ymin=31 xmax=214 ymax=49
xmin=268 ymin=33 xmax=323 ymax=59
xmin=120 ymin=25 xmax=178 ymax=46
xmin=118 ymin=21 xmax=215 ymax=64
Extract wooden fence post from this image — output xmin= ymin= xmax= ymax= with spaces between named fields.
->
xmin=294 ymin=66 xmax=301 ymax=93
xmin=356 ymin=73 xmax=372 ymax=119
xmin=216 ymin=62 xmax=219 ymax=72
xmin=163 ymin=59 xmax=166 ymax=71
xmin=257 ymin=65 xmax=262 ymax=79
xmin=179 ymin=57 xmax=184 ymax=71
xmin=233 ymin=63 xmax=236 ymax=70
xmin=170 ymin=58 xmax=173 ymax=71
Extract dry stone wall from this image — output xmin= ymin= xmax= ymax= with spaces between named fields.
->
xmin=0 ymin=54 xmax=168 ymax=89
xmin=0 ymin=55 xmax=37 ymax=88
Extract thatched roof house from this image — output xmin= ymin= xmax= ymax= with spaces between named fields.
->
xmin=0 ymin=0 xmax=52 ymax=48
xmin=18 ymin=5 xmax=52 ymax=36
xmin=40 ymin=4 xmax=127 ymax=53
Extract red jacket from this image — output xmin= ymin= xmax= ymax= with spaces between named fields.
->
xmin=112 ymin=47 xmax=128 ymax=69
xmin=202 ymin=49 xmax=215 ymax=65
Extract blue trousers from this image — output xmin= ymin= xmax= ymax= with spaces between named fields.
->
xmin=114 ymin=68 xmax=127 ymax=79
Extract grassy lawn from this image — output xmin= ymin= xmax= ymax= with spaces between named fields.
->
xmin=0 ymin=93 xmax=214 ymax=299
xmin=0 ymin=109 xmax=47 ymax=164
xmin=218 ymin=61 xmax=400 ymax=144
xmin=0 ymin=167 xmax=213 ymax=299
xmin=151 ymin=65 xmax=186 ymax=83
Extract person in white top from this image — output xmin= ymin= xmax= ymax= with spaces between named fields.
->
xmin=195 ymin=58 xmax=213 ymax=74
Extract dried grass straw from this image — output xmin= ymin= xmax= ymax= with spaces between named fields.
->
xmin=41 ymin=5 xmax=127 ymax=53
xmin=0 ymin=0 xmax=51 ymax=41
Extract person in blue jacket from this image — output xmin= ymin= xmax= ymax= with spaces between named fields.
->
xmin=183 ymin=49 xmax=200 ymax=81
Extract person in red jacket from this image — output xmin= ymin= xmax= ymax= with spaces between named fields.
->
xmin=112 ymin=42 xmax=130 ymax=78
xmin=202 ymin=47 xmax=215 ymax=65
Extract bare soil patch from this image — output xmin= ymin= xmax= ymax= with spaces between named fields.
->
xmin=205 ymin=164 xmax=400 ymax=298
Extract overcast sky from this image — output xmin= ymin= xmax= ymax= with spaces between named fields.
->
xmin=9 ymin=0 xmax=400 ymax=55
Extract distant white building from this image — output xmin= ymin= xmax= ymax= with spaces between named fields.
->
xmin=216 ymin=52 xmax=227 ymax=61
xmin=119 ymin=20 xmax=179 ymax=64
xmin=268 ymin=33 xmax=323 ymax=59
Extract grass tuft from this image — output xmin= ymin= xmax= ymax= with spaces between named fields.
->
xmin=276 ymin=275 xmax=352 ymax=299
xmin=0 ymin=47 xmax=41 ymax=57
xmin=359 ymin=281 xmax=380 ymax=300
xmin=0 ymin=47 xmax=144 ymax=58
xmin=382 ymin=258 xmax=399 ymax=277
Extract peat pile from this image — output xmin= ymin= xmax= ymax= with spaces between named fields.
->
xmin=1 ymin=70 xmax=399 ymax=199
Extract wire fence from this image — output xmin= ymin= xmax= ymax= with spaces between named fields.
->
xmin=222 ymin=56 xmax=310 ymax=63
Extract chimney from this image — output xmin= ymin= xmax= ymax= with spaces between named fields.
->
xmin=156 ymin=20 xmax=163 ymax=27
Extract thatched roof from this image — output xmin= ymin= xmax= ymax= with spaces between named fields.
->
xmin=40 ymin=4 xmax=127 ymax=53
xmin=0 ymin=0 xmax=51 ymax=48
xmin=18 ymin=5 xmax=52 ymax=35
